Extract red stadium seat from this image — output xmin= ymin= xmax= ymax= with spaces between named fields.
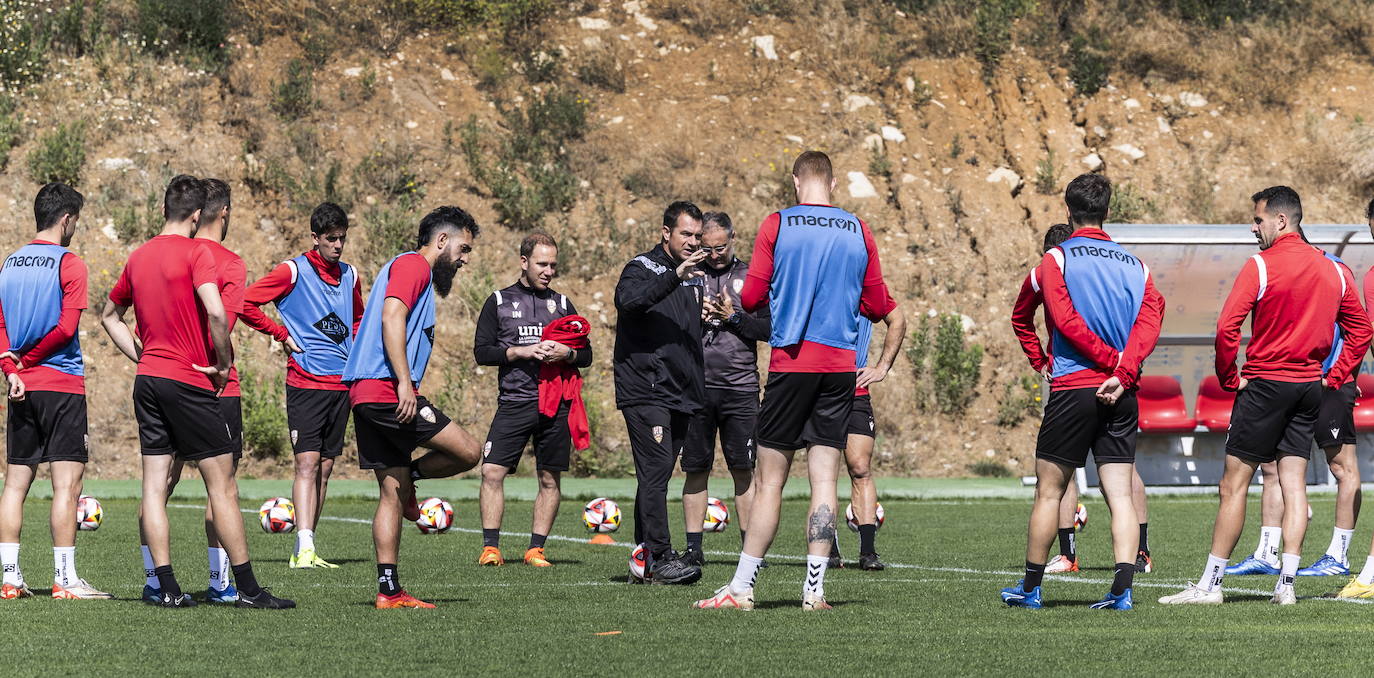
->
xmin=1195 ymin=376 xmax=1235 ymax=432
xmin=1355 ymin=374 xmax=1374 ymax=432
xmin=1136 ymin=376 xmax=1196 ymax=433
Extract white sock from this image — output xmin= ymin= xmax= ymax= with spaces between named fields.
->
xmin=296 ymin=529 xmax=316 ymax=555
xmin=1279 ymin=552 xmax=1300 ymax=589
xmin=1254 ymin=526 xmax=1281 ymax=565
xmin=729 ymin=552 xmax=763 ymax=595
xmin=53 ymin=546 xmax=77 ymax=588
xmin=1327 ymin=528 xmax=1355 ymax=564
xmin=208 ymin=547 xmax=230 ymax=592
xmin=141 ymin=545 xmax=158 ymax=588
xmin=804 ymin=554 xmax=829 ymax=598
xmin=1 ymin=543 xmax=21 ymax=586
xmin=1199 ymin=553 xmax=1228 ymax=592
xmin=1357 ymin=556 xmax=1374 ymax=585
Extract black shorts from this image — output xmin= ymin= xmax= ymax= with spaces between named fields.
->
xmin=287 ymin=386 xmax=350 ymax=458
xmin=6 ymin=391 xmax=88 ymax=465
xmin=846 ymin=393 xmax=876 ymax=439
xmin=482 ymin=399 xmax=572 ymax=472
xmin=757 ymin=371 xmax=857 ymax=450
xmin=1036 ymin=387 xmax=1138 ymax=468
xmin=220 ymin=396 xmax=243 ymax=460
xmin=352 ymin=397 xmax=452 ymax=470
xmin=1226 ymin=378 xmax=1322 ymax=463
xmin=1314 ymin=380 xmax=1358 ymax=449
xmin=134 ymin=375 xmax=236 ymax=461
xmin=683 ymin=388 xmax=758 ymax=472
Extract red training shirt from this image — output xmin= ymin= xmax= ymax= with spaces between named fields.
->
xmin=199 ymin=239 xmax=246 ymax=398
xmin=349 ymin=252 xmax=430 ymax=405
xmin=0 ymin=240 xmax=87 ymax=394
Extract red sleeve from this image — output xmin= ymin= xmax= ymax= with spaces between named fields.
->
xmin=240 ymin=262 xmax=295 ymax=341
xmin=385 ymin=253 xmax=431 ymax=309
xmin=740 ymin=213 xmax=779 ymax=312
xmin=1114 ymin=271 xmax=1165 ymax=390
xmin=108 ymin=264 xmax=133 ymax=307
xmin=1011 ymin=269 xmax=1049 ymax=371
xmin=352 ymin=276 xmax=365 ymax=334
xmin=0 ymin=299 xmax=14 ymax=375
xmin=18 ymin=254 xmax=87 ymax=369
xmin=190 ymin=243 xmax=217 ymax=289
xmin=222 ymin=256 xmax=247 ymax=331
xmin=1329 ymin=263 xmax=1372 ymax=387
xmin=1039 ymin=249 xmax=1122 ymax=371
xmin=1215 ymin=258 xmax=1260 ymax=390
xmin=857 ymin=220 xmax=897 ymax=321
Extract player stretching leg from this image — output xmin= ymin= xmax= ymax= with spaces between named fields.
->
xmin=473 ymin=233 xmax=593 ymax=568
xmin=342 ymin=206 xmax=484 ymax=609
xmin=0 ymin=183 xmax=110 ymax=600
xmin=696 ymin=151 xmax=898 ymax=611
xmin=242 ymin=202 xmax=363 ymax=569
xmin=1000 ymin=175 xmax=1164 ymax=611
xmin=1161 ymin=186 xmax=1370 ymax=606
xmin=684 ymin=212 xmax=770 ymax=568
xmin=1331 ymin=198 xmax=1374 ymax=599
xmin=104 ymin=175 xmax=293 ymax=609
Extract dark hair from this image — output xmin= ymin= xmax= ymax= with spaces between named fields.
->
xmin=310 ymin=202 xmax=349 ymax=235
xmin=520 ymin=232 xmax=558 ymax=258
xmin=198 ymin=178 xmax=230 ymax=228
xmin=1064 ymin=174 xmax=1111 ymax=225
xmin=1042 ymin=223 xmax=1073 ymax=252
xmin=663 ymin=200 xmax=703 ymax=229
xmin=164 ymin=174 xmax=207 ymax=223
xmin=33 ymin=182 xmax=84 ymax=232
xmin=792 ymin=150 xmax=833 ymax=181
xmin=1367 ymin=197 xmax=1374 ymax=221
xmin=1251 ymin=186 xmax=1302 ymax=225
xmin=417 ymin=205 xmax=480 ymax=248
xmin=702 ymin=211 xmax=733 ymax=235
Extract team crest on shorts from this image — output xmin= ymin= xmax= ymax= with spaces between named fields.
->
xmin=652 ymin=425 xmax=663 ymax=444
xmin=291 ymin=429 xmax=299 ymax=445
xmin=547 ymin=299 xmax=557 ymax=313
xmin=869 ymin=418 xmax=875 ymax=432
xmin=419 ymin=406 xmax=436 ymax=424
xmin=483 ymin=441 xmax=492 ymax=458
xmin=732 ymin=279 xmax=744 ymax=294
xmin=83 ymin=434 xmax=89 ymax=451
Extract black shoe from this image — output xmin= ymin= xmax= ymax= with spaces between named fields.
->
xmin=235 ymin=588 xmax=297 ymax=609
xmin=650 ymin=553 xmax=702 ymax=586
xmin=681 ymin=547 xmax=705 ymax=568
xmin=858 ymin=552 xmax=886 ymax=571
xmin=1135 ymin=550 xmax=1153 ymax=574
xmin=828 ymin=553 xmax=844 ymax=569
xmin=151 ymin=592 xmax=196 ymax=608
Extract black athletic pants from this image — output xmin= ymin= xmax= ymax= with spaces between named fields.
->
xmin=623 ymin=405 xmax=691 ymax=560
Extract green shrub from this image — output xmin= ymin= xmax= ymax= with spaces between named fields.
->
xmin=363 ymin=203 xmax=420 ymax=268
xmin=1109 ymin=182 xmax=1157 ymax=223
xmin=271 ymin=58 xmax=315 ymax=121
xmin=576 ymin=46 xmax=626 ymax=93
xmin=27 ymin=121 xmax=87 ymax=186
xmin=1034 ymin=150 xmax=1057 ymax=194
xmin=908 ymin=313 xmax=983 ymax=415
xmin=355 ymin=141 xmax=425 ymax=204
xmin=868 ymin=146 xmax=893 ymax=180
xmin=112 ymin=190 xmax=162 ymax=244
xmin=136 ymin=0 xmax=228 ymax=67
xmin=1068 ymin=31 xmax=1109 ymax=96
xmin=51 ymin=0 xmax=107 ymax=58
xmin=996 ymin=374 xmax=1042 ymax=427
xmin=1167 ymin=0 xmax=1288 ymax=27
xmin=969 ymin=459 xmax=1014 ymax=478
xmin=395 ymin=0 xmax=556 ymax=32
xmin=0 ymin=94 xmax=20 ymax=169
xmin=240 ymin=366 xmax=288 ymax=458
xmin=0 ymin=0 xmax=49 ymax=88
xmin=519 ymin=48 xmax=561 ymax=84
xmin=973 ymin=0 xmax=1034 ymax=76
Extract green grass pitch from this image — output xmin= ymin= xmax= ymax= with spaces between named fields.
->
xmin=6 ymin=485 xmax=1374 ymax=675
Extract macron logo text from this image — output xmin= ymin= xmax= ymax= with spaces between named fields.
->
xmin=784 ymin=214 xmax=858 ymax=233
xmin=1068 ymin=245 xmax=1136 ymax=265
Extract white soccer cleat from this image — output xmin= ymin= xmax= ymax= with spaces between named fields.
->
xmin=692 ymin=585 xmax=754 ymax=610
xmin=1045 ymin=554 xmax=1079 ymax=573
xmin=51 ymin=579 xmax=114 ymax=600
xmin=1271 ymin=586 xmax=1297 ymax=605
xmin=1157 ymin=583 xmax=1223 ymax=605
xmin=802 ymin=591 xmax=833 ymax=611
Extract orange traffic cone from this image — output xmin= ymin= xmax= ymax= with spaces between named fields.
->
xmin=589 ymin=533 xmax=616 ymax=545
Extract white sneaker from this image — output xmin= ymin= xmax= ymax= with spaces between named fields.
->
xmin=1157 ymin=583 xmax=1223 ymax=605
xmin=1271 ymin=586 xmax=1297 ymax=605
xmin=802 ymin=591 xmax=832 ymax=611
xmin=1045 ymin=554 xmax=1079 ymax=573
xmin=693 ymin=585 xmax=754 ymax=610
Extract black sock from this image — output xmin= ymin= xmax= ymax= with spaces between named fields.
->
xmin=153 ymin=565 xmax=181 ymax=597
xmin=408 ymin=459 xmax=425 ymax=481
xmin=231 ymin=562 xmax=262 ymax=597
xmin=529 ymin=533 xmax=547 ymax=550
xmin=1112 ymin=561 xmax=1134 ymax=595
xmin=686 ymin=532 xmax=703 ymax=552
xmin=1024 ymin=561 xmax=1046 ymax=591
xmin=482 ymin=528 xmax=500 ymax=548
xmin=377 ymin=563 xmax=400 ymax=596
xmin=1058 ymin=527 xmax=1076 ymax=559
xmin=858 ymin=524 xmax=877 ymax=554
xmin=1138 ymin=522 xmax=1149 ymax=554
xmin=830 ymin=533 xmax=841 ymax=558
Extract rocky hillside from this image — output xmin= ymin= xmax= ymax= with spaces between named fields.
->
xmin=2 ymin=0 xmax=1373 ymax=479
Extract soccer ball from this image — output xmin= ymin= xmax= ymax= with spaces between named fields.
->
xmin=582 ymin=497 xmax=621 ymax=533
xmin=629 ymin=543 xmax=648 ymax=580
xmin=258 ymin=498 xmax=296 ymax=533
xmin=76 ymin=495 xmax=102 ymax=531
xmin=845 ymin=502 xmax=886 ymax=532
xmin=416 ymin=497 xmax=454 ymax=534
xmin=1074 ymin=503 xmax=1088 ymax=532
xmin=703 ymin=497 xmax=730 ymax=532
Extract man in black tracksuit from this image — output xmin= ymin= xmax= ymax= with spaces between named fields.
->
xmin=681 ymin=212 xmax=770 ymax=567
xmin=615 ymin=201 xmax=707 ymax=585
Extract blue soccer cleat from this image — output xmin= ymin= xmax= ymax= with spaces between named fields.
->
xmin=1225 ymin=556 xmax=1280 ymax=575
xmin=1089 ymin=588 xmax=1134 ymax=610
xmin=205 ymin=584 xmax=239 ymax=604
xmin=141 ymin=585 xmax=162 ymax=603
xmin=1000 ymin=580 xmax=1043 ymax=609
xmin=1297 ymin=554 xmax=1349 ymax=577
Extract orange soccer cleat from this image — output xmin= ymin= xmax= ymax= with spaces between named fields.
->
xmin=1 ymin=582 xmax=34 ymax=599
xmin=477 ymin=546 xmax=505 ymax=566
xmin=375 ymin=590 xmax=435 ymax=609
xmin=523 ymin=548 xmax=553 ymax=567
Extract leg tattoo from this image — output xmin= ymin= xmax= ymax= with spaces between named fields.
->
xmin=807 ymin=504 xmax=836 ymax=544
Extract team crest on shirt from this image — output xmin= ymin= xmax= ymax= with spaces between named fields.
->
xmin=419 ymin=406 xmax=436 ymax=424
xmin=483 ymin=441 xmax=492 ymax=458
xmin=547 ymin=299 xmax=557 ymax=314
xmin=732 ymin=279 xmax=744 ymax=294
xmin=652 ymin=426 xmax=663 ymax=443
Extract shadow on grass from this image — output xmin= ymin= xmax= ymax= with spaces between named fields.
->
xmin=755 ymin=598 xmax=859 ymax=610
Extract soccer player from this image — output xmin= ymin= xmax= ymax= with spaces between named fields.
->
xmin=241 ymin=202 xmax=363 ymax=569
xmin=1160 ymin=186 xmax=1371 ymax=606
xmin=999 ymin=174 xmax=1165 ymax=611
xmin=0 ymin=182 xmax=111 ymax=600
xmin=695 ymin=151 xmax=897 ymax=611
xmin=473 ymin=232 xmax=593 ymax=568
xmin=103 ymin=175 xmax=293 ymax=609
xmin=342 ymin=205 xmax=484 ymax=609
xmin=1011 ymin=223 xmax=1156 ymax=575
xmin=684 ymin=211 xmax=770 ymax=568
xmin=614 ymin=201 xmax=708 ymax=585
xmin=828 ymin=309 xmax=905 ymax=571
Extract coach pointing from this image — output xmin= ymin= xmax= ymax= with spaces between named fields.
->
xmin=614 ymin=201 xmax=708 ymax=586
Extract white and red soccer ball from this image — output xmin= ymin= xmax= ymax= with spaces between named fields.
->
xmin=416 ymin=497 xmax=454 ymax=534
xmin=703 ymin=497 xmax=730 ymax=532
xmin=259 ymin=497 xmax=296 ymax=533
xmin=76 ymin=495 xmax=103 ymax=531
xmin=845 ymin=502 xmax=885 ymax=532
xmin=1074 ymin=502 xmax=1088 ymax=532
xmin=629 ymin=543 xmax=648 ymax=579
xmin=583 ymin=497 xmax=622 ymax=533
